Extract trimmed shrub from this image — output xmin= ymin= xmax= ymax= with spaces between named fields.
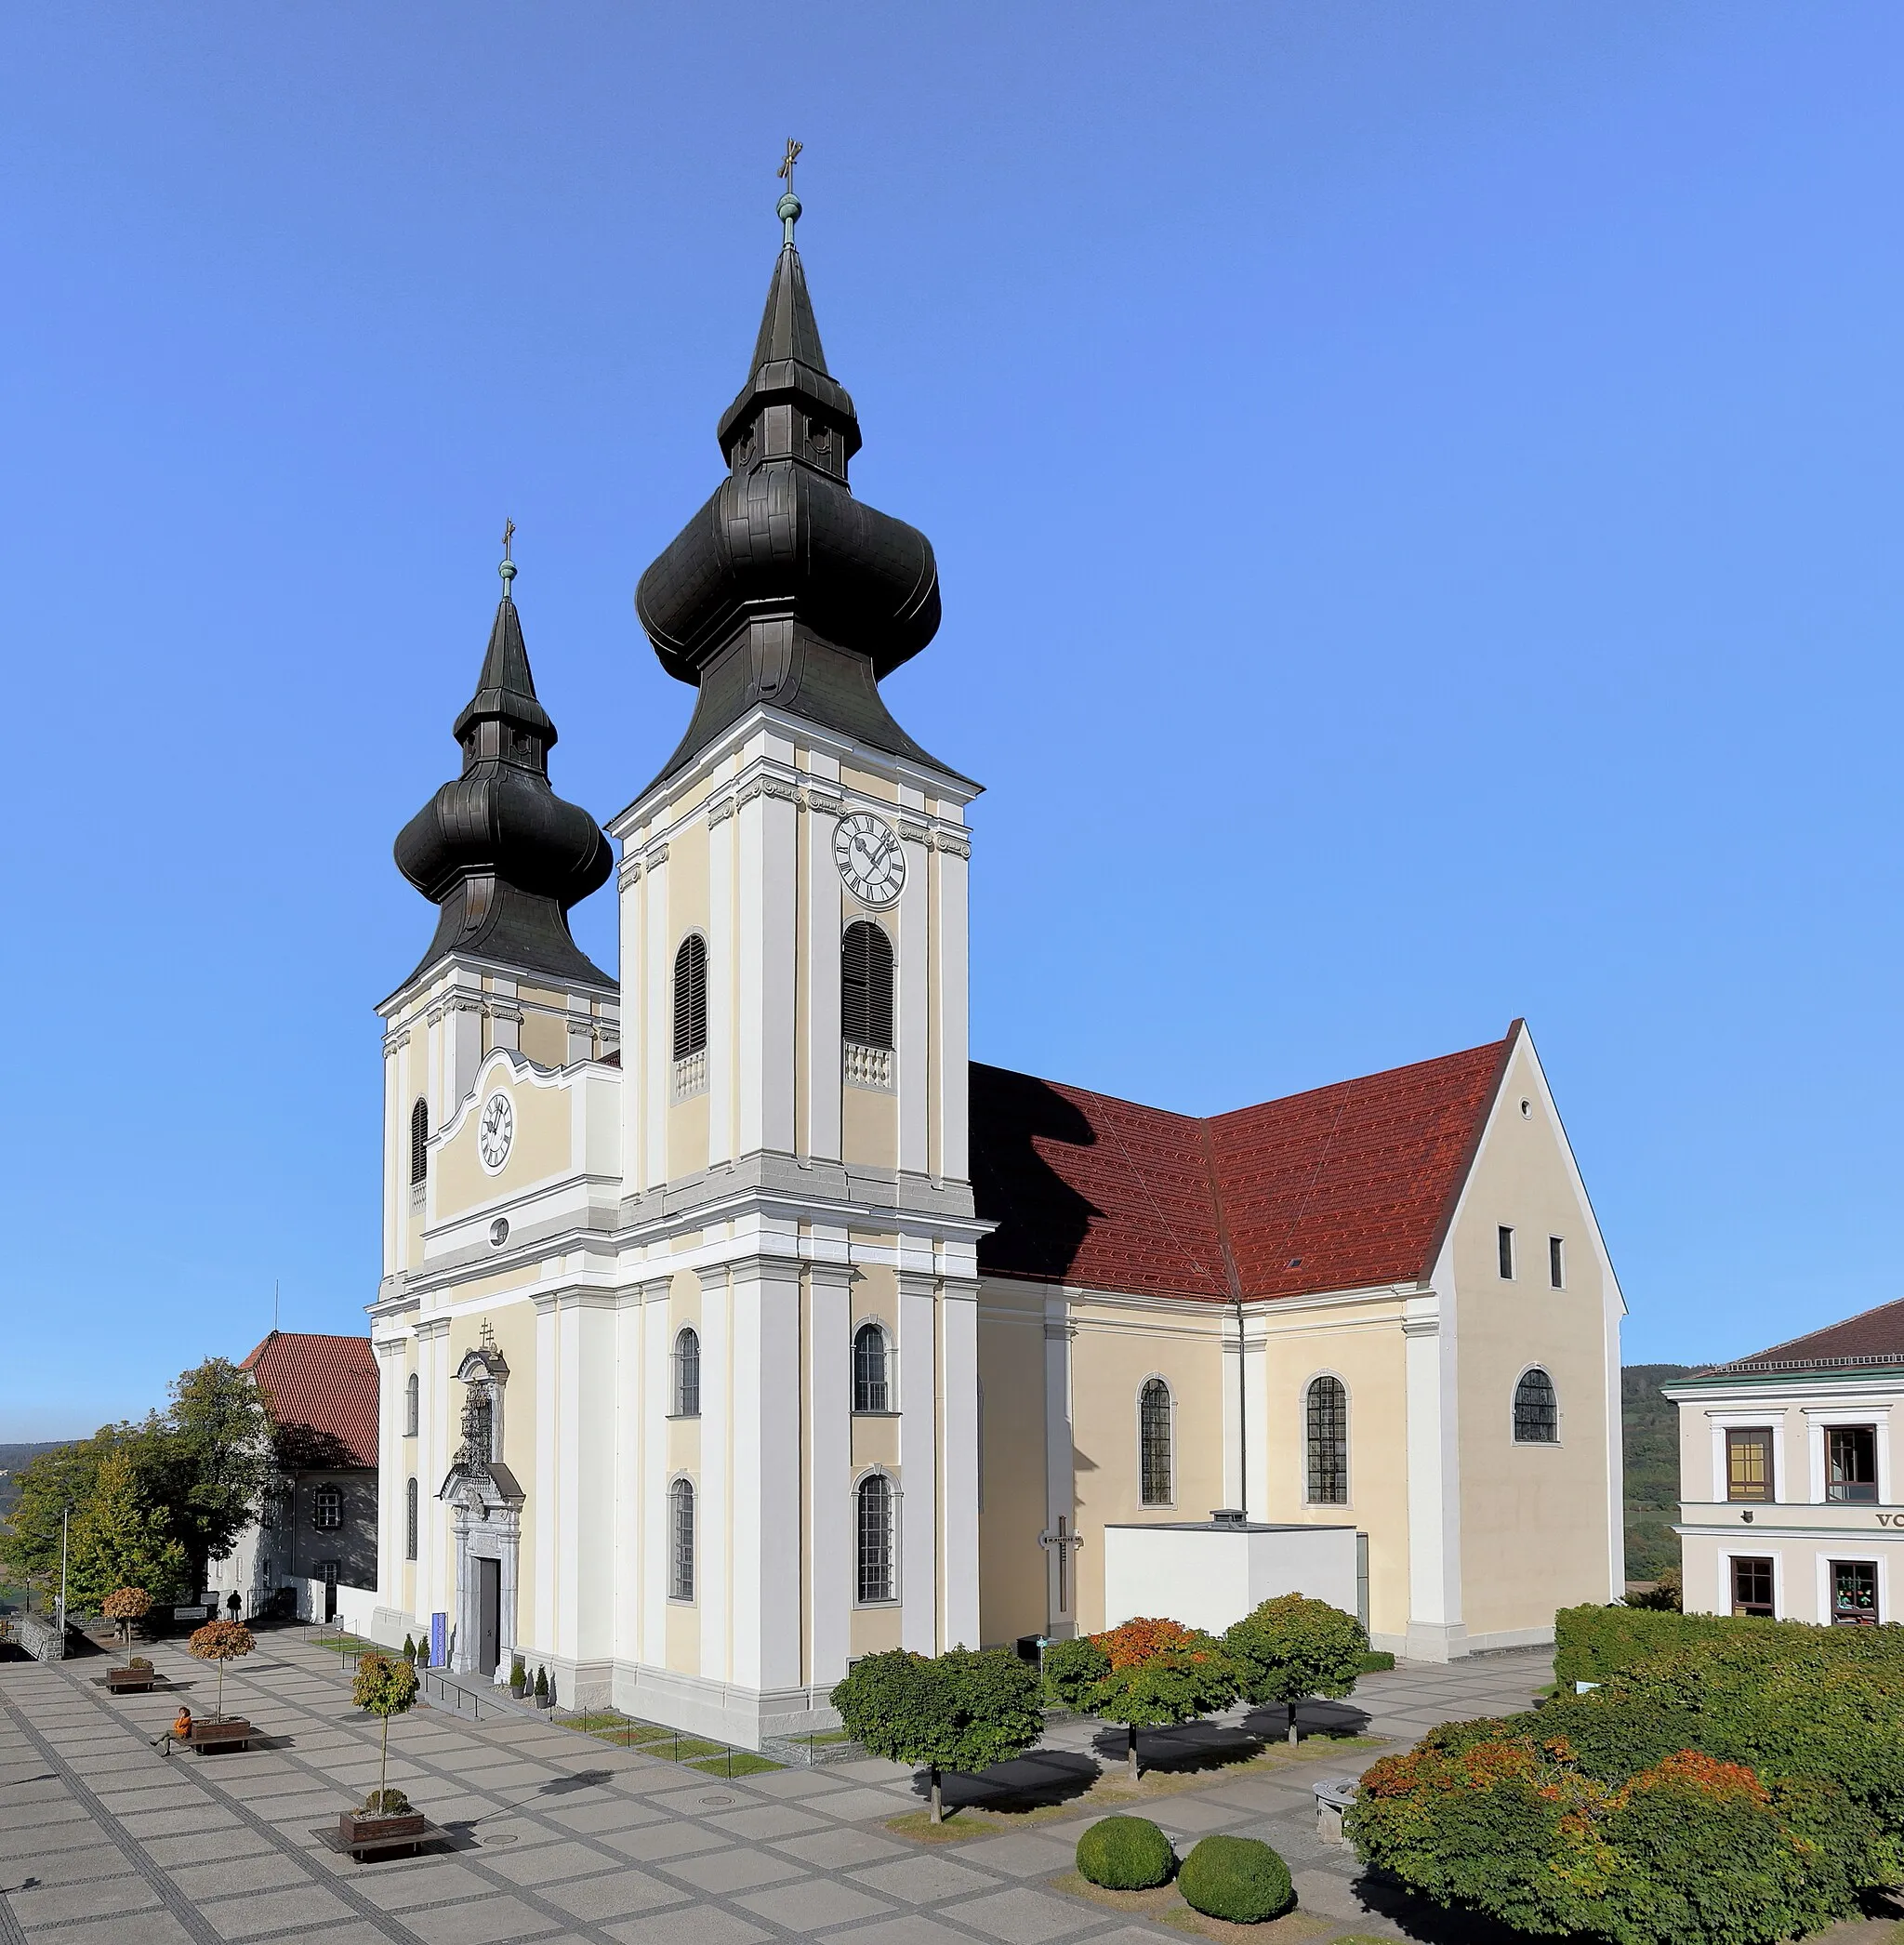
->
xmin=1178 ymin=1833 xmax=1294 ymax=1923
xmin=1547 ymin=1602 xmax=1904 ymax=1688
xmin=1042 ymin=1634 xmax=1110 ymax=1709
xmin=1356 ymin=1649 xmax=1395 ymax=1674
xmin=401 ymin=1634 xmax=416 ymax=1661
xmin=1076 ymin=1815 xmax=1174 ymax=1890
xmin=1223 ymin=1593 xmax=1366 ymax=1742
xmin=534 ymin=1665 xmax=549 ymax=1700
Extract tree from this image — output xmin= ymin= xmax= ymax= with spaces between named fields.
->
xmin=351 ymin=1651 xmax=420 ymax=1807
xmin=157 ymin=1359 xmax=274 ymax=1594
xmin=67 ymin=1449 xmax=188 ymax=1610
xmin=187 ymin=1618 xmax=255 ymax=1721
xmin=2 ymin=1428 xmax=124 ymax=1592
xmin=1083 ymin=1619 xmax=1238 ymax=1780
xmin=1223 ymin=1593 xmax=1366 ymax=1743
xmin=102 ymin=1586 xmax=154 ymax=1655
xmin=832 ymin=1647 xmax=1044 ymax=1823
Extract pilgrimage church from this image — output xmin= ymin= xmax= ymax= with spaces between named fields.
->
xmin=366 ymin=180 xmax=1625 ymax=1744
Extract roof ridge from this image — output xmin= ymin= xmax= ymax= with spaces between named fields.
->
xmin=1725 ymin=1291 xmax=1904 ymax=1367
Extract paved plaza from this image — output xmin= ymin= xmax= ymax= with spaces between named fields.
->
xmin=0 ymin=1634 xmax=1555 ymax=1945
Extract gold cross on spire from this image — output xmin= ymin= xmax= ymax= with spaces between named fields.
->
xmin=778 ymin=138 xmax=802 ymax=193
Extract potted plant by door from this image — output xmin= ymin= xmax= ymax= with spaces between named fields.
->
xmin=340 ymin=1653 xmax=425 ymax=1845
xmin=509 ymin=1655 xmax=526 ymax=1697
xmin=532 ymin=1666 xmax=551 ymax=1709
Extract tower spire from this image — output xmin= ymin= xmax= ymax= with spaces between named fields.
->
xmin=392 ymin=543 xmax=613 ymax=989
xmin=776 ymin=138 xmax=803 ymax=247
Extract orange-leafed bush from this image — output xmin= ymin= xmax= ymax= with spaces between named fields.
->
xmin=1093 ymin=1617 xmax=1203 ymax=1671
xmin=187 ymin=1619 xmax=255 ymax=1720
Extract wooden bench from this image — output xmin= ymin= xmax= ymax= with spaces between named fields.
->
xmin=186 ymin=1718 xmax=254 ymax=1753
xmin=105 ymin=1669 xmax=157 ymax=1693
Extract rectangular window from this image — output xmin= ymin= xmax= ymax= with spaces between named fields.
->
xmin=1549 ymin=1237 xmax=1565 ymax=1289
xmin=1726 ymin=1428 xmax=1774 ymax=1503
xmin=1498 ymin=1226 xmax=1514 ymax=1279
xmin=1831 ymin=1559 xmax=1879 ymax=1625
xmin=1731 ymin=1555 xmax=1775 ymax=1618
xmin=1827 ymin=1426 xmax=1879 ymax=1503
xmin=313 ymin=1484 xmax=342 ymax=1529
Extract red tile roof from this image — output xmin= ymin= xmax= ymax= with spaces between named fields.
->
xmin=1712 ymin=1296 xmax=1904 ymax=1375
xmin=240 ymin=1331 xmax=379 ymax=1469
xmin=971 ymin=1028 xmax=1517 ymax=1303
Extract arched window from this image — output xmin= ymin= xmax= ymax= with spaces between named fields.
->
xmin=1139 ymin=1379 xmax=1173 ymax=1506
xmin=1305 ymin=1376 xmax=1349 ymax=1503
xmin=669 ymin=1478 xmax=695 ymax=1601
xmin=1514 ymin=1368 xmax=1559 ymax=1444
xmin=405 ymin=1478 xmax=418 ymax=1560
xmin=672 ymin=936 xmax=707 ymax=1062
xmin=841 ymin=921 xmax=894 ymax=1050
xmin=313 ymin=1485 xmax=341 ymax=1530
xmin=672 ymin=1328 xmax=701 ymax=1418
xmin=409 ymin=1098 xmax=429 ymax=1184
xmin=853 ymin=1322 xmax=892 ymax=1413
xmin=404 ymin=1373 xmax=419 ymax=1438
xmin=856 ymin=1473 xmax=895 ymax=1603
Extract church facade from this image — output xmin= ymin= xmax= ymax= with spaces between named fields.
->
xmin=368 ymin=188 xmax=1624 ymax=1744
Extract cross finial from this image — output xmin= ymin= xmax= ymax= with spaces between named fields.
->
xmin=498 ymin=518 xmax=517 ymax=596
xmin=775 ymin=139 xmax=803 ymax=246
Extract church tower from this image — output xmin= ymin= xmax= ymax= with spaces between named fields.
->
xmin=610 ymin=178 xmax=984 ymax=1730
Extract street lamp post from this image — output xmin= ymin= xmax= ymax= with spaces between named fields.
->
xmin=57 ymin=1504 xmax=72 ymax=1639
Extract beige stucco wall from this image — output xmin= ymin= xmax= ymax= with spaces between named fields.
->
xmin=977 ymin=1283 xmax=1049 ymax=1647
xmin=1454 ymin=1039 xmax=1616 ymax=1637
xmin=435 ymin=1068 xmax=574 ymax=1219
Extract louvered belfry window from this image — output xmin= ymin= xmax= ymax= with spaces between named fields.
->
xmin=409 ymin=1099 xmax=429 ymax=1184
xmin=1139 ymin=1380 xmax=1172 ymax=1506
xmin=840 ymin=921 xmax=894 ymax=1050
xmin=1306 ymin=1376 xmax=1349 ymax=1503
xmin=672 ymin=936 xmax=707 ymax=1061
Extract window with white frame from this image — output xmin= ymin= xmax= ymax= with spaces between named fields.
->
xmin=1305 ymin=1375 xmax=1349 ymax=1502
xmin=1548 ymin=1237 xmax=1565 ymax=1289
xmin=1827 ymin=1426 xmax=1878 ymax=1504
xmin=853 ymin=1322 xmax=892 ymax=1413
xmin=672 ymin=1327 xmax=701 ymax=1418
xmin=1513 ymin=1369 xmax=1558 ymax=1444
xmin=1138 ymin=1379 xmax=1172 ymax=1506
xmin=405 ymin=1372 xmax=419 ymax=1438
xmin=856 ymin=1473 xmax=895 ymax=1603
xmin=668 ymin=1478 xmax=695 ymax=1601
xmin=405 ymin=1477 xmax=417 ymax=1560
xmin=1498 ymin=1225 xmax=1515 ymax=1279
xmin=313 ymin=1484 xmax=342 ymax=1529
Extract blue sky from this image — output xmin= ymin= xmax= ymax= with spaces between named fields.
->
xmin=2 ymin=5 xmax=1898 ymax=1436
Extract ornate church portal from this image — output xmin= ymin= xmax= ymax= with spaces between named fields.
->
xmin=440 ymin=1333 xmax=522 ymax=1680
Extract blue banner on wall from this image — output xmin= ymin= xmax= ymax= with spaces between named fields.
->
xmin=430 ymin=1611 xmax=446 ymax=1668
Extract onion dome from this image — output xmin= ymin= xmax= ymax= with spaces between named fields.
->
xmin=394 ymin=550 xmax=614 ymax=990
xmin=635 ymin=186 xmax=962 ymax=786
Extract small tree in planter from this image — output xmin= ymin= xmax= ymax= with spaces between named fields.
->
xmin=1085 ymin=1619 xmax=1236 ymax=1781
xmin=1223 ymin=1593 xmax=1366 ymax=1743
xmin=533 ymin=1666 xmax=550 ymax=1708
xmin=509 ymin=1655 xmax=526 ymax=1695
xmin=187 ymin=1619 xmax=255 ymax=1723
xmin=832 ymin=1647 xmax=1043 ymax=1823
xmin=349 ymin=1651 xmax=421 ymax=1832
xmin=102 ymin=1586 xmax=152 ymax=1657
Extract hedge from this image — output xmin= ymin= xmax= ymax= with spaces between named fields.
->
xmin=1178 ymin=1834 xmax=1294 ymax=1923
xmin=1077 ymin=1815 xmax=1174 ymax=1889
xmin=1347 ymin=1614 xmax=1904 ymax=1943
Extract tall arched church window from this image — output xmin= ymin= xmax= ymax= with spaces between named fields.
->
xmin=669 ymin=1479 xmax=695 ymax=1601
xmin=405 ymin=1477 xmax=418 ymax=1560
xmin=672 ymin=1328 xmax=701 ymax=1418
xmin=409 ymin=1099 xmax=429 ymax=1184
xmin=853 ymin=1322 xmax=892 ymax=1413
xmin=856 ymin=1473 xmax=895 ymax=1602
xmin=1139 ymin=1379 xmax=1173 ymax=1507
xmin=841 ymin=921 xmax=894 ymax=1050
xmin=1514 ymin=1368 xmax=1559 ymax=1444
xmin=404 ymin=1373 xmax=419 ymax=1438
xmin=672 ymin=936 xmax=707 ymax=1061
xmin=1305 ymin=1376 xmax=1349 ymax=1504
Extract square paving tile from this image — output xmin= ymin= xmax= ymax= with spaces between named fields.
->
xmin=799 ymin=1784 xmax=918 ymax=1820
xmin=3 ymin=1844 xmax=126 ymax=1888
xmin=537 ymin=1868 xmax=688 ymax=1921
xmin=7 ymin=1874 xmax=161 ymax=1928
xmin=602 ymin=1822 xmax=733 ymax=1863
xmin=545 ymin=1798 xmax=666 ymax=1834
xmin=604 ymin=1913 xmax=770 ymax=1945
xmin=660 ymin=1847 xmax=807 ymax=1895
xmin=940 ymin=1885 xmax=1100 ymax=1942
xmin=732 ymin=1877 xmax=893 ymax=1929
xmin=10 ymin=1915 xmax=197 ymax=1945
xmin=705 ymin=1802 xmax=829 ymax=1840
xmin=199 ymin=1883 xmax=359 ymax=1939
xmin=139 ymin=1828 xmax=278 ymax=1867
xmin=953 ymin=1833 xmax=1079 ymax=1879
xmin=835 ymin=1921 xmax=1024 ymax=1945
xmin=397 ymin=1894 xmax=560 ymax=1945
xmin=477 ymin=1837 xmax=626 ymax=1885
xmin=849 ymin=1854 xmax=1004 ymax=1902
xmin=771 ymin=1825 xmax=908 ymax=1868
xmin=165 ymin=1851 xmax=319 ymax=1898
xmin=338 ymin=1859 xmax=497 ymax=1910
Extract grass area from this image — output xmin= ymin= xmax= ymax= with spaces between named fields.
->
xmin=1051 ymin=1869 xmax=1335 ymax=1942
xmin=886 ymin=1735 xmax=1385 ymax=1844
xmin=309 ymin=1634 xmax=375 ymax=1653
xmin=687 ymin=1751 xmax=784 ymax=1777
xmin=807 ymin=1728 xmax=856 ymax=1744
xmin=562 ymin=1711 xmax=733 ymax=1765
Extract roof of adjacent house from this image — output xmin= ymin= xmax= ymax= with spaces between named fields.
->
xmin=970 ymin=1026 xmax=1519 ymax=1303
xmin=1701 ymin=1296 xmax=1904 ymax=1377
xmin=240 ymin=1331 xmax=379 ymax=1470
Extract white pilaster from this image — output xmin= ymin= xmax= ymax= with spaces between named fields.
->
xmin=898 ymin=1270 xmax=939 ymax=1653
xmin=1403 ymin=1278 xmax=1465 ymax=1661
xmin=729 ymin=1254 xmax=803 ymax=1692
xmin=708 ymin=806 xmax=734 ymax=1166
xmin=642 ymin=847 xmax=670 ymax=1192
xmin=737 ymin=786 xmax=798 ymax=1158
xmin=1044 ymin=1301 xmax=1076 ymax=1632
xmin=534 ymin=1295 xmax=559 ymax=1654
xmin=698 ymin=1267 xmax=730 ymax=1677
xmin=895 ymin=826 xmax=932 ymax=1179
xmin=805 ymin=806 xmax=844 ymax=1164
xmin=941 ymin=1278 xmax=981 ymax=1649
xmin=373 ymin=1339 xmax=406 ymax=1618
xmin=934 ymin=840 xmax=971 ymax=1184
xmin=808 ymin=1259 xmax=853 ymax=1685
xmin=640 ymin=1280 xmax=672 ymax=1668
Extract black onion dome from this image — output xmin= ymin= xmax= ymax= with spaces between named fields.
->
xmin=394 ymin=575 xmax=614 ymax=991
xmin=634 ymin=203 xmax=962 ymax=787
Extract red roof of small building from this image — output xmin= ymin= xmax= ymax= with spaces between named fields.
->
xmin=971 ymin=1028 xmax=1517 ymax=1303
xmin=1711 ymin=1295 xmax=1904 ymax=1375
xmin=240 ymin=1331 xmax=379 ymax=1469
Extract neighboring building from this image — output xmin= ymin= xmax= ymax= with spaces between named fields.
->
xmin=1667 ymin=1298 xmax=1904 ymax=1625
xmin=206 ymin=1331 xmax=379 ymax=1630
xmin=367 ymin=186 xmax=1624 ymax=1743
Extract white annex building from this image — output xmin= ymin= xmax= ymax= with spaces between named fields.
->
xmin=367 ymin=191 xmax=1625 ymax=1744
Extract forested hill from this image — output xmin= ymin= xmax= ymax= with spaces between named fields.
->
xmin=0 ymin=1441 xmax=79 ymax=1522
xmin=1623 ymin=1363 xmax=1696 ymax=1581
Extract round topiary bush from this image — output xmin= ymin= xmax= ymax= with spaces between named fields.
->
xmin=1178 ymin=1834 xmax=1294 ymax=1923
xmin=1077 ymin=1815 xmax=1175 ymax=1889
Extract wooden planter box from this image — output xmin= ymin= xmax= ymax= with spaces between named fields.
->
xmin=338 ymin=1809 xmax=426 ymax=1844
xmin=187 ymin=1717 xmax=253 ymax=1753
xmin=107 ymin=1668 xmax=156 ymax=1692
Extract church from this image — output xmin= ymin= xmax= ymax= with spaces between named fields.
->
xmin=367 ymin=180 xmax=1625 ymax=1745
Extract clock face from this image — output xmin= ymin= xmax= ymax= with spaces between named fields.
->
xmin=477 ymin=1092 xmax=514 ymax=1173
xmin=833 ymin=811 xmax=906 ymax=906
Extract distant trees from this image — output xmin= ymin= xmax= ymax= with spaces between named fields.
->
xmin=2 ymin=1357 xmax=274 ymax=1608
